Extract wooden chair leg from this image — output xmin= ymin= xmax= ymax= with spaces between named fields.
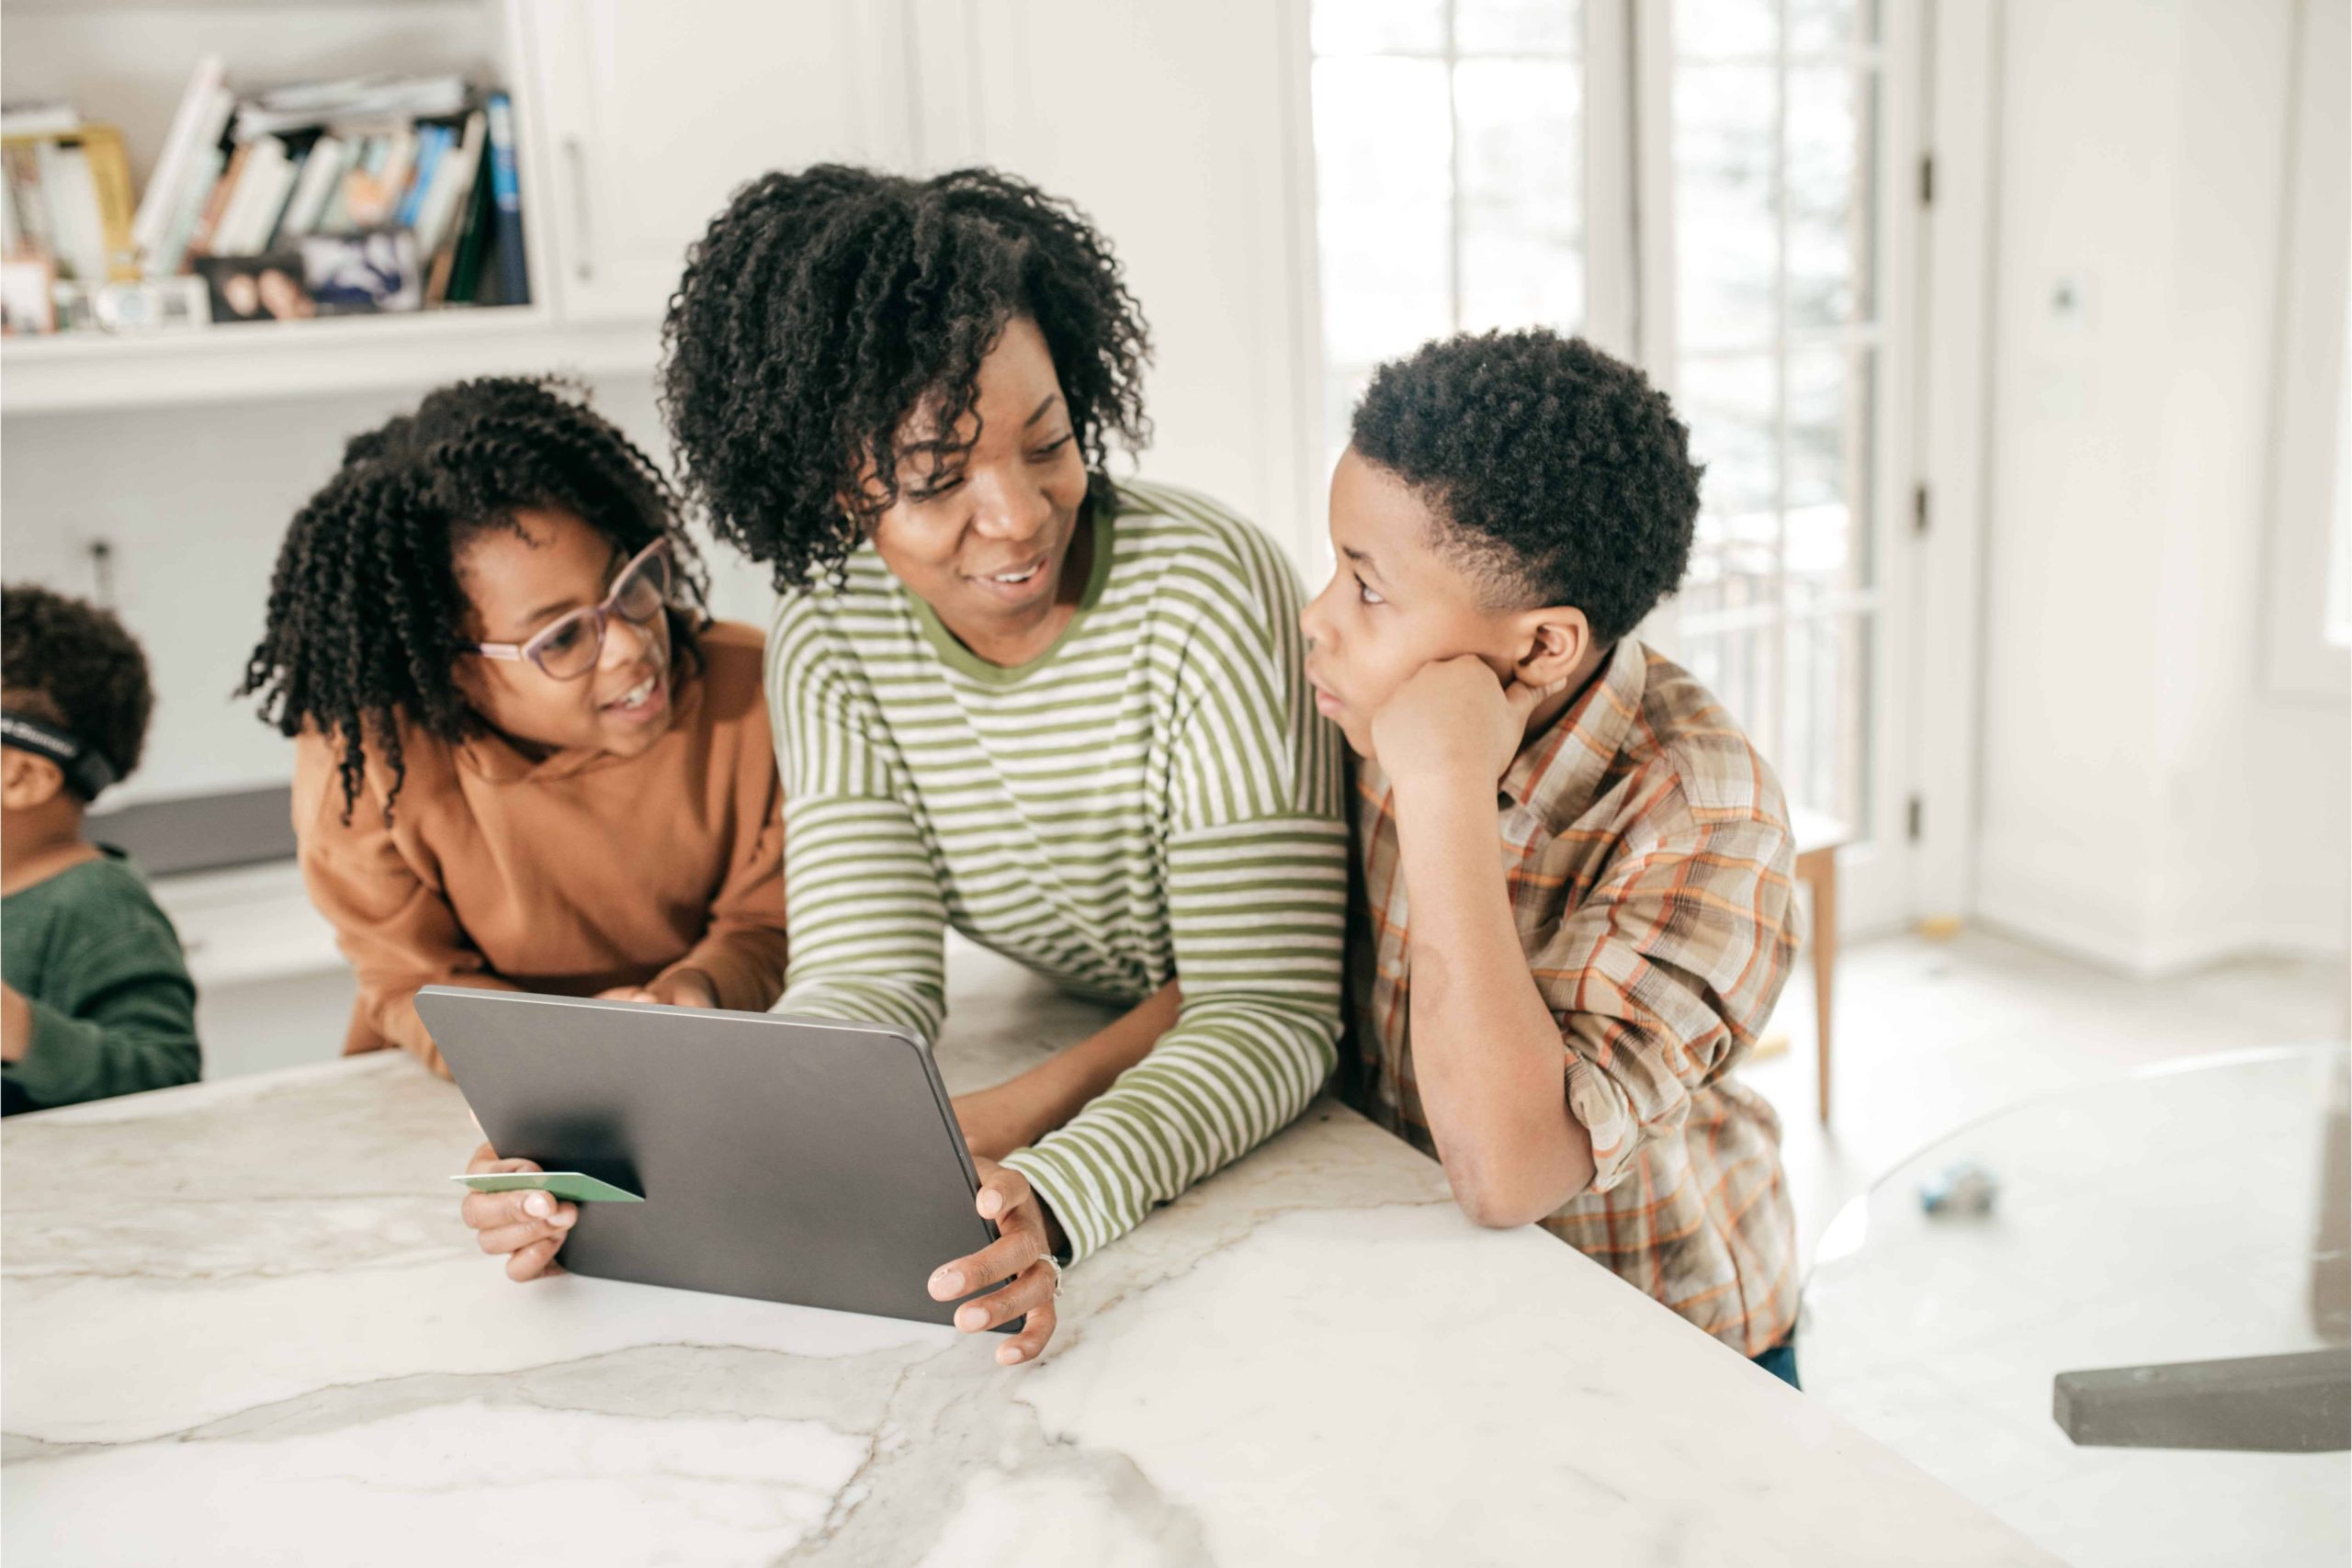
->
xmin=1813 ymin=859 xmax=1837 ymax=1124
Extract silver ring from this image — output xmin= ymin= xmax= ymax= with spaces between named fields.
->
xmin=1039 ymin=1254 xmax=1064 ymax=1298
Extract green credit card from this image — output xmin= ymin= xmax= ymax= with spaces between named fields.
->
xmin=450 ymin=1171 xmax=645 ymax=1202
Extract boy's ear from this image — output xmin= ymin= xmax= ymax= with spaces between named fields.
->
xmin=1510 ymin=605 xmax=1593 ymax=690
xmin=1 ymin=746 xmax=67 ymax=811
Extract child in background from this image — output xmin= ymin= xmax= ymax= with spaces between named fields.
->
xmin=1300 ymin=330 xmax=1805 ymax=1385
xmin=1 ymin=586 xmax=200 ymax=1114
xmin=240 ymin=377 xmax=789 ymax=1077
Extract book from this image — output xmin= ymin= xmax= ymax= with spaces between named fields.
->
xmin=183 ymin=141 xmax=250 ymax=262
xmin=443 ymin=137 xmax=497 ymax=305
xmin=34 ymin=141 xmax=104 ymax=282
xmin=1 ymin=127 xmax=132 ymax=282
xmin=275 ymin=133 xmax=346 ymax=244
xmin=131 ymin=56 xmax=231 ymax=271
xmin=215 ymin=135 xmax=294 ymax=256
xmin=485 ymin=92 xmax=528 ymax=307
xmin=0 ymin=104 xmax=79 ymax=138
xmin=152 ymin=145 xmax=226 ymax=276
xmin=235 ymin=74 xmax=468 ymax=137
xmin=344 ymin=129 xmax=415 ymax=230
xmin=395 ymin=123 xmax=452 ymax=231
xmin=80 ymin=128 xmax=140 ymax=280
xmin=317 ymin=133 xmax=379 ymax=236
xmin=414 ymin=109 xmax=483 ymax=262
xmin=3 ymin=141 xmax=52 ymax=264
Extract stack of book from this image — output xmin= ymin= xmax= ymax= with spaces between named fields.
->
xmin=2 ymin=59 xmax=530 ymax=336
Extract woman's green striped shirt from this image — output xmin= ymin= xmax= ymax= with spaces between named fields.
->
xmin=765 ymin=479 xmax=1349 ymax=1261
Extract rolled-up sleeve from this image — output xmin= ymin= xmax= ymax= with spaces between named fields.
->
xmin=1544 ymin=807 xmax=1798 ymax=1195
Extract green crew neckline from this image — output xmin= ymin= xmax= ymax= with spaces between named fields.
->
xmin=908 ymin=491 xmax=1118 ymax=687
xmin=1 ymin=843 xmax=137 ymax=906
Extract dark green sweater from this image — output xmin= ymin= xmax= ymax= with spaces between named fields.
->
xmin=2 ymin=848 xmax=200 ymax=1114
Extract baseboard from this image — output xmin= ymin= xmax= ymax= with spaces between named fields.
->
xmin=1976 ymin=833 xmax=2347 ymax=978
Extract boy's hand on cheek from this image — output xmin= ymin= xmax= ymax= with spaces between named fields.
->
xmin=1370 ymin=657 xmax=1553 ymax=794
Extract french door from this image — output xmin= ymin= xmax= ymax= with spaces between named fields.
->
xmin=1307 ymin=0 xmax=1925 ymax=931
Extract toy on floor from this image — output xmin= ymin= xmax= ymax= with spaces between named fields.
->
xmin=1919 ymin=1161 xmax=2000 ymax=1217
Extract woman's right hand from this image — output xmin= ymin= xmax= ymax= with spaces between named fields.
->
xmin=459 ymin=1141 xmax=576 ymax=1280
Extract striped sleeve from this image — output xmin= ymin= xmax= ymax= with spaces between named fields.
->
xmin=766 ymin=603 xmax=948 ymax=1043
xmin=1002 ymin=513 xmax=1349 ymax=1259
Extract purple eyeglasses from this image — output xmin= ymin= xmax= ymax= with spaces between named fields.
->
xmin=467 ymin=538 xmax=672 ymax=681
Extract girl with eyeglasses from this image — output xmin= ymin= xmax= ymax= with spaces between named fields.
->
xmin=241 ymin=377 xmax=788 ymax=1076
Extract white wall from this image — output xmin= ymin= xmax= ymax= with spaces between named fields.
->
xmin=1973 ymin=0 xmax=2351 ymax=974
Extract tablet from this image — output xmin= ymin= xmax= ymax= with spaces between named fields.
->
xmin=415 ymin=987 xmax=1005 ymax=1329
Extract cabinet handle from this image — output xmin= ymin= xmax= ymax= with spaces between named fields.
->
xmin=564 ymin=135 xmax=594 ymax=284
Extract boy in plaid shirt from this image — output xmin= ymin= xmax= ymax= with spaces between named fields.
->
xmin=1300 ymin=330 xmax=1805 ymax=1384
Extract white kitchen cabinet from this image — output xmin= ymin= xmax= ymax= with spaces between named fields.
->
xmin=516 ymin=0 xmax=914 ymax=325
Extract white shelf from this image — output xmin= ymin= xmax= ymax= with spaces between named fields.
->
xmin=149 ymin=859 xmax=344 ymax=988
xmin=1 ymin=308 xmax=664 ymax=414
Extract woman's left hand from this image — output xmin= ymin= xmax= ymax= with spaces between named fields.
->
xmin=926 ymin=1157 xmax=1065 ymax=1365
xmin=950 ymin=1085 xmax=1035 ymax=1163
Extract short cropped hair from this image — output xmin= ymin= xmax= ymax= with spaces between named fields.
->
xmin=1351 ymin=329 xmax=1702 ymax=641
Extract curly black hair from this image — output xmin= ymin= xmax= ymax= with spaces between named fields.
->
xmin=1351 ymin=329 xmax=1702 ymax=643
xmin=238 ymin=377 xmax=709 ymax=821
xmin=0 ymin=583 xmax=154 ymax=795
xmin=661 ymin=164 xmax=1151 ymax=593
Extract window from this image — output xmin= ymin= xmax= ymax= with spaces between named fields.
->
xmin=1668 ymin=0 xmax=1887 ymax=835
xmin=1310 ymin=0 xmax=1589 ymax=475
xmin=1309 ymin=0 xmax=1905 ymax=851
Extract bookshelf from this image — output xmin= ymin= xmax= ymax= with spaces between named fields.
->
xmin=0 ymin=0 xmax=910 ymax=413
xmin=3 ymin=306 xmax=661 ymax=413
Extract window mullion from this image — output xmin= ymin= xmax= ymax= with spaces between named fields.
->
xmin=1582 ymin=0 xmax=1641 ymax=363
xmin=1443 ymin=0 xmax=1464 ymax=333
xmin=1770 ymin=0 xmax=1793 ymax=767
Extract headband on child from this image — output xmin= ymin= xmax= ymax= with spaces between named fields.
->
xmin=0 ymin=709 xmax=118 ymax=801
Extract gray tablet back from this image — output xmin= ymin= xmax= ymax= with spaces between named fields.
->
xmin=415 ymin=987 xmax=1001 ymax=1328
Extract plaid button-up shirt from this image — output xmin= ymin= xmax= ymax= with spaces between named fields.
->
xmin=1344 ymin=638 xmax=1803 ymax=1355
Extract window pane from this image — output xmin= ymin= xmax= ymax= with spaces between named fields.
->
xmin=1676 ymin=0 xmax=1777 ymax=58
xmin=1457 ymin=0 xmax=1582 ymax=54
xmin=1786 ymin=345 xmax=1874 ymax=604
xmin=1314 ymin=57 xmax=1454 ymax=367
xmin=1456 ymin=59 xmax=1584 ymax=333
xmin=1787 ymin=66 xmax=1876 ymax=330
xmin=1313 ymin=0 xmax=1446 ymax=55
xmin=1679 ymin=355 xmax=1778 ymax=617
xmin=1324 ymin=365 xmax=1376 ymax=487
xmin=1789 ymin=0 xmax=1880 ymax=53
xmin=1673 ymin=64 xmax=1778 ymax=350
xmin=1783 ymin=612 xmax=1871 ymax=832
xmin=1681 ymin=627 xmax=1781 ymax=763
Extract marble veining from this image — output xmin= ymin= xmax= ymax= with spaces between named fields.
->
xmin=4 ymin=945 xmax=2060 ymax=1565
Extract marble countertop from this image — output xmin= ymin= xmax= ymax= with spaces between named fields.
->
xmin=3 ymin=942 xmax=2057 ymax=1566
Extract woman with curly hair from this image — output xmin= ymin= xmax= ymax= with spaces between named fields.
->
xmin=243 ymin=378 xmax=789 ymax=1109
xmin=461 ymin=166 xmax=1350 ymax=1366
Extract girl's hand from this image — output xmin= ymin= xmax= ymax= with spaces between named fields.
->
xmin=458 ymin=1141 xmax=574 ymax=1281
xmin=595 ymin=970 xmax=718 ymax=1009
xmin=926 ymin=1158 xmax=1065 ymax=1366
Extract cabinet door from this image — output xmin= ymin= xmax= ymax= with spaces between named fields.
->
xmin=519 ymin=0 xmax=911 ymax=324
xmin=906 ymin=0 xmax=1325 ymax=571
